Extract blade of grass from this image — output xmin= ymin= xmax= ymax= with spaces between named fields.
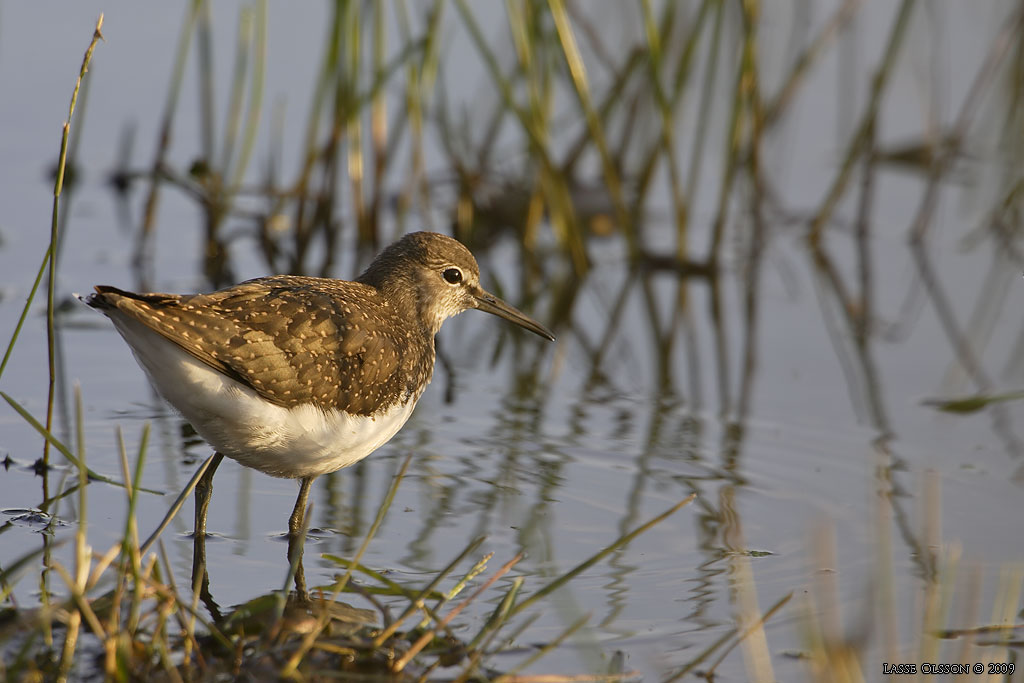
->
xmin=419 ymin=551 xmax=493 ymax=629
xmin=86 ymin=542 xmax=123 ymax=594
xmin=137 ymin=0 xmax=204 ymax=267
xmin=0 ymin=542 xmax=67 ymax=603
xmin=662 ymin=626 xmax=738 ymax=682
xmin=808 ymin=0 xmax=917 ymax=245
xmin=703 ymin=591 xmax=792 ymax=679
xmin=923 ymin=390 xmax=1024 ymax=414
xmin=45 ymin=15 xmax=104 ymax=473
xmin=0 ymin=391 xmax=159 ymax=494
xmin=118 ymin=424 xmax=149 ymax=633
xmin=57 ymin=383 xmax=97 ymax=681
xmin=549 ymin=0 xmax=633 ymax=256
xmin=154 ymin=540 xmax=233 ymax=654
xmin=121 ymin=425 xmax=150 ymax=547
xmin=51 ymin=563 xmax=107 ymax=642
xmin=281 ymin=453 xmax=415 ymax=675
xmin=393 ymin=553 xmax=523 ymax=672
xmin=454 ymin=0 xmax=588 ymax=272
xmin=231 ymin=0 xmax=265 ymax=191
xmin=640 ymin=0 xmax=688 ymax=259
xmin=0 ymin=250 xmax=49 ymax=382
xmin=220 ymin=5 xmax=252 ymax=176
xmin=683 ymin=0 xmax=723 ymax=212
xmin=196 ymin=1 xmax=215 ymax=164
xmin=511 ymin=494 xmax=695 ymax=617
xmin=371 ymin=534 xmax=487 ymax=647
xmin=347 ymin=0 xmax=368 ymax=245
xmin=763 ymin=0 xmax=862 ymax=127
xmin=468 ymin=575 xmax=523 ymax=650
xmin=323 ymin=554 xmax=446 ymax=601
xmin=139 ymin=452 xmax=219 ymax=554
xmin=396 ymin=0 xmax=445 ymax=233
xmin=490 ymin=613 xmax=590 ymax=683
xmin=321 ymin=554 xmax=462 ymax=645
xmin=366 ymin=0 xmax=387 ymax=246
xmin=706 ymin=13 xmax=749 ymax=264
xmin=334 ymin=453 xmax=413 ymax=599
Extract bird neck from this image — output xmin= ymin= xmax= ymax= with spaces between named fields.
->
xmin=357 ymin=267 xmax=444 ymax=337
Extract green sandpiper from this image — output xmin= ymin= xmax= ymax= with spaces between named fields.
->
xmin=84 ymin=231 xmax=554 ymax=535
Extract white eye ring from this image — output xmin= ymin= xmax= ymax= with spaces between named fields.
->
xmin=442 ymin=267 xmax=463 ymax=285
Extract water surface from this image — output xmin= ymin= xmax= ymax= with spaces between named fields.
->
xmin=2 ymin=2 xmax=1022 ymax=680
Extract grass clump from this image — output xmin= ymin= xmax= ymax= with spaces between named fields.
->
xmin=0 ymin=432 xmax=693 ymax=680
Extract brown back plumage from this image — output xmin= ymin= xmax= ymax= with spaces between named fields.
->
xmin=89 ymin=275 xmax=435 ymax=417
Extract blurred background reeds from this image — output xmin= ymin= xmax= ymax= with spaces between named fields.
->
xmin=1 ymin=1 xmax=1023 ymax=680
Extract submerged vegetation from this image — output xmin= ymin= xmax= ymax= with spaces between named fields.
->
xmin=2 ymin=1 xmax=1024 ymax=680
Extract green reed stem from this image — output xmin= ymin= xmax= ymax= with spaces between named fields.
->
xmin=490 ymin=613 xmax=590 ymax=683
xmin=46 ymin=15 xmax=104 ymax=469
xmin=393 ymin=553 xmax=522 ymax=673
xmin=663 ymin=626 xmax=737 ymax=682
xmin=227 ymin=1 xmax=266 ymax=192
xmin=197 ymin=1 xmax=215 ymax=162
xmin=397 ymin=0 xmax=445 ymax=233
xmin=57 ymin=384 xmax=93 ymax=681
xmin=371 ymin=534 xmax=486 ymax=647
xmin=137 ymin=0 xmax=203 ymax=266
xmin=510 ymin=494 xmax=695 ymax=617
xmin=120 ymin=425 xmax=149 ymax=633
xmin=703 ymin=591 xmax=792 ymax=678
xmin=684 ymin=0 xmax=723 ymax=214
xmin=0 ymin=249 xmax=49 ymax=381
xmin=763 ymin=0 xmax=861 ymax=127
xmin=455 ymin=0 xmax=588 ymax=272
xmin=139 ymin=453 xmax=218 ymax=554
xmin=1 ymin=391 xmax=159 ymax=494
xmin=808 ymin=0 xmax=917 ymax=245
xmin=281 ymin=454 xmax=415 ymax=676
xmin=707 ymin=11 xmax=747 ymax=264
xmin=219 ymin=5 xmax=252 ymax=176
xmin=422 ymin=550 xmax=493 ymax=629
xmin=640 ymin=0 xmax=688 ymax=260
xmin=233 ymin=0 xmax=265 ymax=191
xmin=549 ymin=0 xmax=633 ymax=256
xmin=468 ymin=575 xmax=522 ymax=650
xmin=0 ymin=543 xmax=64 ymax=603
xmin=324 ymin=554 xmax=441 ymax=599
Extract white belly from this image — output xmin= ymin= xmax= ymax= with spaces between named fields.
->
xmin=109 ymin=316 xmax=420 ymax=479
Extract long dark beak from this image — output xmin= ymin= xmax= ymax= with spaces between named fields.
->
xmin=473 ymin=288 xmax=555 ymax=341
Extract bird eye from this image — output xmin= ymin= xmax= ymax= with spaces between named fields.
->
xmin=442 ymin=267 xmax=463 ymax=285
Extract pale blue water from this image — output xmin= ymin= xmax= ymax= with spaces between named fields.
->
xmin=2 ymin=2 xmax=1023 ymax=681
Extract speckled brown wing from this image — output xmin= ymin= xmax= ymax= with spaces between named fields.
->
xmin=91 ymin=276 xmax=432 ymax=416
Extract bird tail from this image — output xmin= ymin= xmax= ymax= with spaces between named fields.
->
xmin=78 ymin=285 xmax=132 ymax=310
xmin=80 ymin=285 xmax=181 ymax=310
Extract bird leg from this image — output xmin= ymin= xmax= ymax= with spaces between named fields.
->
xmin=194 ymin=452 xmax=224 ymax=538
xmin=191 ymin=452 xmax=225 ymax=624
xmin=191 ymin=526 xmax=224 ymax=624
xmin=288 ymin=476 xmax=315 ymax=536
xmin=287 ymin=527 xmax=310 ymax=604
